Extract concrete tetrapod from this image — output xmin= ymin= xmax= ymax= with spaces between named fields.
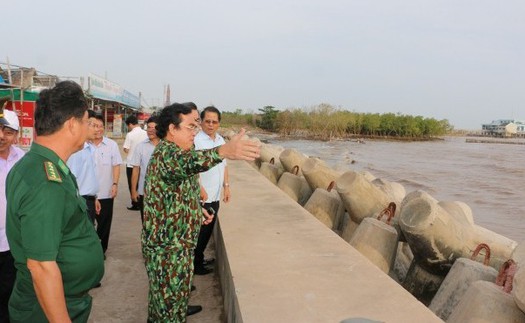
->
xmin=371 ymin=178 xmax=406 ymax=206
xmin=276 ymin=170 xmax=313 ymax=206
xmin=512 ymin=241 xmax=525 ymax=265
xmin=447 ymin=280 xmax=525 ymax=323
xmin=301 ymin=157 xmax=342 ymax=191
xmin=279 ymin=148 xmax=309 ymax=176
xmin=349 ymin=217 xmax=399 ymax=274
xmin=259 ymin=143 xmax=284 ymax=165
xmin=513 ymin=265 xmax=525 ymax=313
xmin=471 ymin=225 xmax=517 ymax=271
xmin=340 ymin=214 xmax=359 ymax=243
xmin=304 ymin=185 xmax=345 ymax=231
xmin=429 ymin=256 xmax=498 ymax=321
xmin=399 ymin=190 xmax=476 ymax=275
xmin=245 ymin=136 xmax=262 ymax=170
xmin=335 ymin=170 xmax=394 ymax=225
xmin=392 ymin=242 xmax=414 ymax=283
xmin=402 ymin=261 xmax=446 ymax=306
xmin=438 ymin=200 xmax=474 ymax=226
xmin=259 ymin=160 xmax=285 ymax=185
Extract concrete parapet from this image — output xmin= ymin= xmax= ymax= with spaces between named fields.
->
xmin=217 ymin=160 xmax=442 ymax=322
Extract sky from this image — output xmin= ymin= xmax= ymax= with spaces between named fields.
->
xmin=3 ymin=0 xmax=524 ymax=130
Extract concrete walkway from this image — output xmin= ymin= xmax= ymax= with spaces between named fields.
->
xmin=88 ymin=144 xmax=223 ymax=323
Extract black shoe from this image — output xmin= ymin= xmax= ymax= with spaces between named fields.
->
xmin=194 ymin=266 xmax=213 ymax=275
xmin=191 ymin=285 xmax=196 ymax=291
xmin=93 ymin=282 xmax=102 ymax=288
xmin=187 ymin=305 xmax=202 ymax=316
xmin=127 ymin=206 xmax=140 ymax=211
xmin=203 ymin=258 xmax=215 ymax=266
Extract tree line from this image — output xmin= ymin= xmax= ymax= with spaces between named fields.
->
xmin=222 ymin=104 xmax=453 ymax=140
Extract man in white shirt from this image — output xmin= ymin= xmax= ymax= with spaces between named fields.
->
xmin=67 ymin=110 xmax=100 ymax=224
xmin=0 ymin=108 xmax=25 ymax=322
xmin=123 ymin=115 xmax=147 ymax=210
xmin=130 ymin=116 xmax=159 ymax=223
xmin=193 ymin=106 xmax=230 ymax=275
xmin=90 ymin=114 xmax=122 ymax=256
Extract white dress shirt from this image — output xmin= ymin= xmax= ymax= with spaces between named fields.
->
xmin=123 ymin=126 xmax=147 ymax=167
xmin=129 ymin=138 xmax=156 ymax=195
xmin=0 ymin=145 xmax=25 ymax=251
xmin=194 ymin=131 xmax=226 ymax=203
xmin=91 ymin=137 xmax=122 ymax=199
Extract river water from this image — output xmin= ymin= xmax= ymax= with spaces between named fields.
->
xmin=266 ymin=136 xmax=524 ymax=242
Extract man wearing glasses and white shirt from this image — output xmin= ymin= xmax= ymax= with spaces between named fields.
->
xmin=0 ymin=107 xmax=25 ymax=322
xmin=193 ymin=106 xmax=230 ymax=275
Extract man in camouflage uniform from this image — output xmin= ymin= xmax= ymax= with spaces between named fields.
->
xmin=142 ymin=103 xmax=259 ymax=322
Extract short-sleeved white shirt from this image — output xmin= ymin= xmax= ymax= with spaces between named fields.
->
xmin=91 ymin=137 xmax=122 ymax=199
xmin=194 ymin=131 xmax=226 ymax=203
xmin=130 ymin=139 xmax=156 ymax=195
xmin=123 ymin=126 xmax=147 ymax=167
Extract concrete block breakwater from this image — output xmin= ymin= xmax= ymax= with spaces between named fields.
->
xmin=222 ymin=131 xmax=525 ymax=322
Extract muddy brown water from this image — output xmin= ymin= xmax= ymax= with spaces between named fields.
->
xmin=268 ymin=136 xmax=524 ymax=242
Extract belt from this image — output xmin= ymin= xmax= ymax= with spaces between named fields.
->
xmin=82 ymin=195 xmax=97 ymax=201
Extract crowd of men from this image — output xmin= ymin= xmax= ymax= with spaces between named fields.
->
xmin=0 ymin=81 xmax=260 ymax=322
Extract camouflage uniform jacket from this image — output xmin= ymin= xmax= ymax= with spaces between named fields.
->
xmin=141 ymin=139 xmax=223 ymax=254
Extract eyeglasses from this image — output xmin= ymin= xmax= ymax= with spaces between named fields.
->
xmin=88 ymin=122 xmax=103 ymax=129
xmin=203 ymin=120 xmax=219 ymax=125
xmin=181 ymin=123 xmax=201 ymax=133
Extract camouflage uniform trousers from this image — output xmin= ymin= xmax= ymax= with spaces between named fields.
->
xmin=144 ymin=247 xmax=194 ymax=323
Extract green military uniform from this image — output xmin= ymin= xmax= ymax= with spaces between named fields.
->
xmin=142 ymin=139 xmax=222 ymax=322
xmin=6 ymin=143 xmax=104 ymax=323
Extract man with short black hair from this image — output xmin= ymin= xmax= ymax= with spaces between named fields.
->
xmin=142 ymin=103 xmax=260 ymax=322
xmin=193 ymin=106 xmax=230 ymax=275
xmin=130 ymin=116 xmax=159 ymax=223
xmin=67 ymin=110 xmax=100 ymax=224
xmin=90 ymin=114 xmax=122 ymax=256
xmin=123 ymin=115 xmax=147 ymax=210
xmin=6 ymin=81 xmax=104 ymax=322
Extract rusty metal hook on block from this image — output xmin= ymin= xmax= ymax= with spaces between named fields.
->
xmin=470 ymin=243 xmax=491 ymax=266
xmin=377 ymin=202 xmax=396 ymax=225
xmin=326 ymin=181 xmax=335 ymax=192
xmin=496 ymin=259 xmax=517 ymax=293
xmin=291 ymin=165 xmax=300 ymax=176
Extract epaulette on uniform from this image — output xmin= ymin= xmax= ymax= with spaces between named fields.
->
xmin=44 ymin=161 xmax=62 ymax=183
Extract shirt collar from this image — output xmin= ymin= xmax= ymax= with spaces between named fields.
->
xmin=197 ymin=130 xmax=221 ymax=143
xmin=2 ymin=145 xmax=23 ymax=162
xmin=29 ymin=142 xmax=70 ymax=176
